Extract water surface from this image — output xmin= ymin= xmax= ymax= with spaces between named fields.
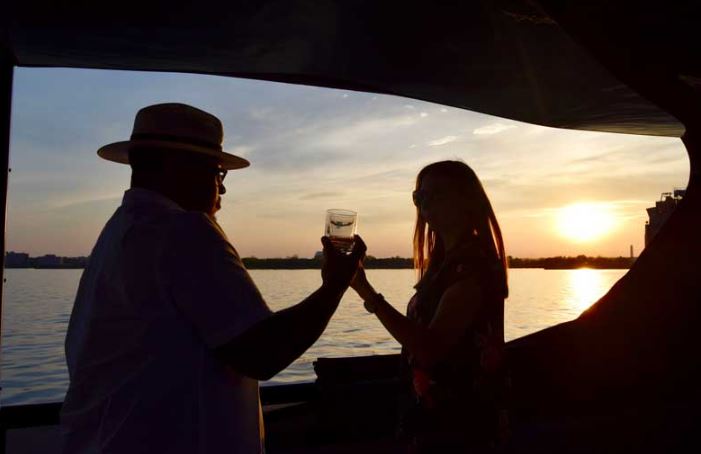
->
xmin=0 ymin=268 xmax=625 ymax=405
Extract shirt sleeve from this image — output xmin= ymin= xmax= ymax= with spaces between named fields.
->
xmin=163 ymin=212 xmax=272 ymax=348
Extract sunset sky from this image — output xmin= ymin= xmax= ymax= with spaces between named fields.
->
xmin=6 ymin=68 xmax=690 ymax=259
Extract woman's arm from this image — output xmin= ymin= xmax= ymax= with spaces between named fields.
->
xmin=359 ymin=275 xmax=484 ymax=369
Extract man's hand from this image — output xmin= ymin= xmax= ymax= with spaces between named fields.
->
xmin=321 ymin=235 xmax=366 ymax=292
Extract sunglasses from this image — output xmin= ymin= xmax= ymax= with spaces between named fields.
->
xmin=412 ymin=189 xmax=447 ymax=207
xmin=217 ymin=168 xmax=228 ymax=183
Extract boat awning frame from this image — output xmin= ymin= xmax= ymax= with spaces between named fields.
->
xmin=1 ymin=0 xmax=695 ymax=138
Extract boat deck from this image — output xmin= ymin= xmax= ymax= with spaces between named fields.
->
xmin=5 ymin=426 xmax=406 ymax=454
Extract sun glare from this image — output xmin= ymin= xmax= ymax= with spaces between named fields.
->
xmin=556 ymin=203 xmax=616 ymax=242
xmin=568 ymin=268 xmax=606 ymax=312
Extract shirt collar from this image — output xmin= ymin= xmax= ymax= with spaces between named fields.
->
xmin=122 ymin=188 xmax=185 ymax=212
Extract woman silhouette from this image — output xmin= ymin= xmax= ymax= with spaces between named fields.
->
xmin=351 ymin=160 xmax=509 ymax=452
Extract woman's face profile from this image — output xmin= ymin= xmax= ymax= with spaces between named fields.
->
xmin=416 ymin=172 xmax=465 ymax=231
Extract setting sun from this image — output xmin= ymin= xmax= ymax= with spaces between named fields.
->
xmin=556 ymin=203 xmax=617 ymax=242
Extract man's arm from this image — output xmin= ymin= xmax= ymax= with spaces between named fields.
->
xmin=214 ymin=236 xmax=366 ymax=381
xmin=214 ymin=283 xmax=343 ymax=380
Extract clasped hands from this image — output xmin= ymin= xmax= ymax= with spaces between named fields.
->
xmin=320 ymin=235 xmax=376 ymax=301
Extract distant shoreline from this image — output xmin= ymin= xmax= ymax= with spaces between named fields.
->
xmin=5 ymin=255 xmax=635 ymax=270
xmin=509 ymin=256 xmax=634 ymax=270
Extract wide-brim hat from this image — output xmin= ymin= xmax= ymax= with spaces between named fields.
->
xmin=97 ymin=103 xmax=250 ymax=170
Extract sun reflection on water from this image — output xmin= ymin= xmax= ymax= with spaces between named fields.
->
xmin=568 ymin=268 xmax=607 ymax=312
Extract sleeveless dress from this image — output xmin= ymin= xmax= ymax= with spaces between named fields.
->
xmin=398 ymin=240 xmax=510 ymax=452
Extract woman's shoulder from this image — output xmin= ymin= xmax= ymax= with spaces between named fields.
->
xmin=443 ymin=241 xmax=504 ymax=296
xmin=441 ymin=276 xmax=484 ymax=307
xmin=445 ymin=242 xmax=489 ymax=277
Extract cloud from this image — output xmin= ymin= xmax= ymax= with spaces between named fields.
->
xmin=313 ymin=114 xmax=418 ymax=147
xmin=299 ymin=191 xmax=344 ymax=200
xmin=50 ymin=195 xmax=122 ymax=211
xmin=427 ymin=136 xmax=458 ymax=146
xmin=473 ymin=123 xmax=517 ymax=135
xmin=250 ymin=107 xmax=274 ymax=120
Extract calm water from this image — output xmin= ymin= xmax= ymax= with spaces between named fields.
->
xmin=0 ymin=268 xmax=626 ymax=406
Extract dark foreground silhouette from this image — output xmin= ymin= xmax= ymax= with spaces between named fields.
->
xmin=2 ymin=2 xmax=700 ymax=453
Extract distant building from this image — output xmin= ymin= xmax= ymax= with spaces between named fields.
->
xmin=645 ymin=189 xmax=685 ymax=246
xmin=34 ymin=254 xmax=63 ymax=268
xmin=313 ymin=251 xmax=324 ymax=260
xmin=5 ymin=251 xmax=30 ymax=268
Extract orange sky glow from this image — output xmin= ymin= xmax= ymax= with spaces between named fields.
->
xmin=6 ymin=68 xmax=689 ymax=259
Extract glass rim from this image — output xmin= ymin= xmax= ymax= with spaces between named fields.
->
xmin=326 ymin=208 xmax=357 ymax=216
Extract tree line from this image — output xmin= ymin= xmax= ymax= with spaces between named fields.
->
xmin=6 ymin=252 xmax=634 ymax=270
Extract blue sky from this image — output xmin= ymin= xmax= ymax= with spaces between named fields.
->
xmin=6 ymin=68 xmax=689 ymax=258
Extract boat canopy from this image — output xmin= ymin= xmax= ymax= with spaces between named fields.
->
xmin=2 ymin=1 xmax=699 ymax=137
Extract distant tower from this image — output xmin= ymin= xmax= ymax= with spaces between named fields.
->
xmin=645 ymin=189 xmax=685 ymax=247
xmin=630 ymin=245 xmax=634 ymax=259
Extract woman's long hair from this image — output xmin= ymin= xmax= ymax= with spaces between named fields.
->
xmin=413 ymin=160 xmax=508 ymax=298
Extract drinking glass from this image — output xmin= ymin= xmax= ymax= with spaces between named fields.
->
xmin=324 ymin=209 xmax=357 ymax=253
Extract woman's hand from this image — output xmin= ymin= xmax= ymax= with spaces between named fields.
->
xmin=351 ymin=264 xmax=376 ymax=302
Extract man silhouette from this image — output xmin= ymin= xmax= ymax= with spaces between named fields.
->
xmin=61 ymin=103 xmax=364 ymax=453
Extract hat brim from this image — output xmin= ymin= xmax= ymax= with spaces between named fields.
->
xmin=97 ymin=139 xmax=250 ymax=170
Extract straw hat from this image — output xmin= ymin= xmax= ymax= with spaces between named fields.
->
xmin=97 ymin=103 xmax=250 ymax=170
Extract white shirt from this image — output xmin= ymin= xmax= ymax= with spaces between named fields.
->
xmin=61 ymin=188 xmax=272 ymax=454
